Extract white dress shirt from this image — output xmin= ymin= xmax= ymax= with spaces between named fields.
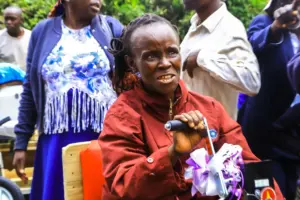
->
xmin=180 ymin=3 xmax=261 ymax=119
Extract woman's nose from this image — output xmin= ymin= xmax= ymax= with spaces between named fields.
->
xmin=158 ymin=57 xmax=172 ymax=69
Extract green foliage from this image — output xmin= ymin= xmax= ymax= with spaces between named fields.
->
xmin=227 ymin=0 xmax=267 ymax=27
xmin=0 ymin=0 xmax=56 ymax=30
xmin=101 ymin=0 xmax=193 ymax=39
xmin=0 ymin=0 xmax=267 ymax=38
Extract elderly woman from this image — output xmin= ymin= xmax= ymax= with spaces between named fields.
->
xmin=98 ymin=14 xmax=283 ymax=199
xmin=12 ymin=0 xmax=122 ymax=199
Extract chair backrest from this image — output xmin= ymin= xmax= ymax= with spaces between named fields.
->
xmin=62 ymin=141 xmax=90 ymax=200
xmin=80 ymin=140 xmax=105 ymax=200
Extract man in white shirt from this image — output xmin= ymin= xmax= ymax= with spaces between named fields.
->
xmin=0 ymin=6 xmax=31 ymax=71
xmin=180 ymin=0 xmax=261 ymax=120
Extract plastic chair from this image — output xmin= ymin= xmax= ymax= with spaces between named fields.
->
xmin=80 ymin=140 xmax=105 ymax=200
xmin=62 ymin=141 xmax=90 ymax=200
xmin=62 ymin=140 xmax=105 ymax=200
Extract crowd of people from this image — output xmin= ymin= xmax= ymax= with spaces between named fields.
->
xmin=0 ymin=0 xmax=300 ymax=199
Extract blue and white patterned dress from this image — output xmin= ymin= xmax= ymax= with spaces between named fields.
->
xmin=30 ymin=22 xmax=116 ymax=200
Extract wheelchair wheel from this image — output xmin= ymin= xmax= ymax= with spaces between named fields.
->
xmin=0 ymin=176 xmax=24 ymax=200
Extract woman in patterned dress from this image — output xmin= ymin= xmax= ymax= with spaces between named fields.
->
xmin=12 ymin=0 xmax=123 ymax=199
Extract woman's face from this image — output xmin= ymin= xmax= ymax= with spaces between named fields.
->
xmin=127 ymin=22 xmax=181 ymax=98
xmin=67 ymin=0 xmax=102 ymax=20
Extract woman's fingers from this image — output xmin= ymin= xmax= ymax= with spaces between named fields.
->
xmin=174 ymin=111 xmax=204 ymax=130
xmin=182 ymin=113 xmax=195 ymax=128
xmin=195 ymin=110 xmax=205 ymax=129
xmin=15 ymin=161 xmax=28 ymax=184
xmin=174 ymin=114 xmax=188 ymax=122
xmin=188 ymin=111 xmax=200 ymax=128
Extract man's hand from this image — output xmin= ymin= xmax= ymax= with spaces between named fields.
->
xmin=183 ymin=50 xmax=200 ymax=78
xmin=273 ymin=0 xmax=300 ymax=30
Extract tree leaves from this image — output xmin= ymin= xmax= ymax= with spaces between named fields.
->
xmin=0 ymin=0 xmax=266 ymax=39
xmin=227 ymin=0 xmax=266 ymax=28
xmin=0 ymin=0 xmax=56 ymax=29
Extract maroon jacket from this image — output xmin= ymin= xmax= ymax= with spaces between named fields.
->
xmin=99 ymin=81 xmax=283 ymax=199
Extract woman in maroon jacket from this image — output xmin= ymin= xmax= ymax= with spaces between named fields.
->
xmin=98 ymin=14 xmax=283 ymax=199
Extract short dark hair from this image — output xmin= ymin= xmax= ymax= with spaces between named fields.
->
xmin=110 ymin=13 xmax=178 ymax=94
xmin=3 ymin=6 xmax=23 ymax=16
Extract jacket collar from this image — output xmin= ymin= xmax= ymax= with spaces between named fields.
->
xmin=134 ymin=80 xmax=189 ymax=122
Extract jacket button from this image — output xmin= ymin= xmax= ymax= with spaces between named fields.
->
xmin=104 ymin=46 xmax=108 ymax=50
xmin=147 ymin=157 xmax=154 ymax=163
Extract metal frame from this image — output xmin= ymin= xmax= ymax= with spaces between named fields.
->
xmin=0 ymin=152 xmax=4 ymax=177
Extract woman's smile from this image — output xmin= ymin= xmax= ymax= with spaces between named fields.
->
xmin=157 ymin=74 xmax=176 ymax=84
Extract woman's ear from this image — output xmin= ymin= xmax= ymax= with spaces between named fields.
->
xmin=125 ymin=55 xmax=137 ymax=72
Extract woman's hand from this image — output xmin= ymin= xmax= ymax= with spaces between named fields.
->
xmin=13 ymin=150 xmax=28 ymax=184
xmin=168 ymin=111 xmax=206 ymax=165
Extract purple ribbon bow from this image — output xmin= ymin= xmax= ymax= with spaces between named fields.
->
xmin=184 ymin=144 xmax=244 ymax=199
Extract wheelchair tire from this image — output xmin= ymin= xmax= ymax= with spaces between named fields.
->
xmin=0 ymin=176 xmax=24 ymax=200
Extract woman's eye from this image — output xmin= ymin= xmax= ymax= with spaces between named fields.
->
xmin=146 ymin=54 xmax=157 ymax=60
xmin=168 ymin=51 xmax=178 ymax=57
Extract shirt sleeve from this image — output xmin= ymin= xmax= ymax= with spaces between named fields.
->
xmin=98 ymin=111 xmax=187 ymax=199
xmin=287 ymin=51 xmax=300 ymax=93
xmin=196 ymin=35 xmax=261 ymax=96
xmin=248 ymin=15 xmax=284 ymax=54
xmin=14 ymin=25 xmax=39 ymax=150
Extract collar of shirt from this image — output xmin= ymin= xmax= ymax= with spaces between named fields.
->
xmin=133 ymin=80 xmax=188 ymax=122
xmin=1 ymin=28 xmax=26 ymax=40
xmin=190 ymin=3 xmax=228 ymax=33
